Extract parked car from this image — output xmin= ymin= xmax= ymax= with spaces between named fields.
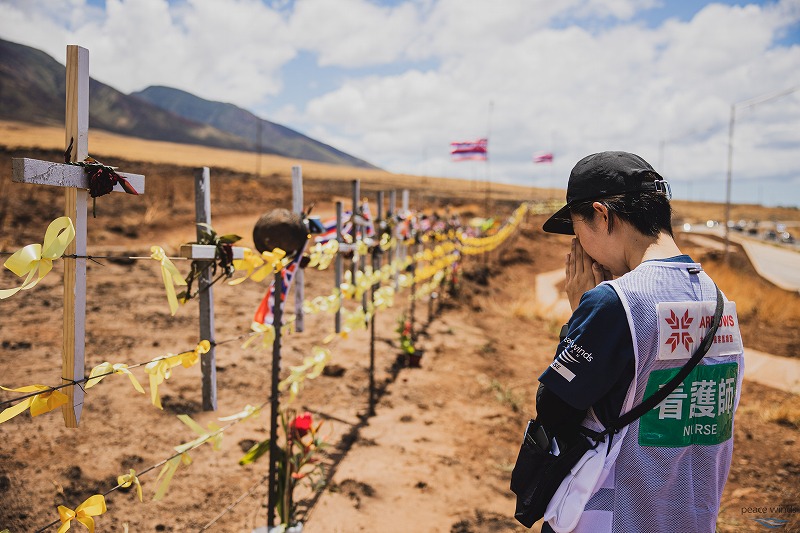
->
xmin=780 ymin=232 xmax=794 ymax=244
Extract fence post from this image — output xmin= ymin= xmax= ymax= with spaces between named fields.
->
xmin=334 ymin=202 xmax=343 ymax=333
xmin=194 ymin=167 xmax=218 ymax=411
xmin=369 ymin=191 xmax=384 ymax=416
xmin=267 ymin=271 xmax=284 ymax=529
xmin=389 ymin=190 xmax=397 ymax=290
xmin=292 ymin=166 xmax=304 ymax=333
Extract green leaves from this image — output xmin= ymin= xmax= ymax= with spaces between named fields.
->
xmin=239 ymin=438 xmax=274 ymax=465
xmin=195 ymin=222 xmax=241 ymax=246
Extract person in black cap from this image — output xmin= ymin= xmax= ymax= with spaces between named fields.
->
xmin=534 ymin=151 xmax=744 ymax=532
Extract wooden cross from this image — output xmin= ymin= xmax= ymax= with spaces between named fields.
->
xmin=178 ymin=166 xmax=245 ymax=411
xmin=11 ymin=46 xmax=145 ymax=427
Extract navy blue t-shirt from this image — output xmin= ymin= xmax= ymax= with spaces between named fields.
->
xmin=538 ymin=255 xmax=694 ymax=427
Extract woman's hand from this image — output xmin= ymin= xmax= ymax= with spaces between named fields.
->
xmin=565 ymin=238 xmax=611 ymax=311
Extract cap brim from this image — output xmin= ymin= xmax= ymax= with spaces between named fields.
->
xmin=542 ymin=204 xmax=574 ymax=235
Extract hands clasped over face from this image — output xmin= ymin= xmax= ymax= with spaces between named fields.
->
xmin=565 ymin=238 xmax=612 ymax=311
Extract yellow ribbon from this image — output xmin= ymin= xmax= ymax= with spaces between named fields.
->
xmin=143 ymin=341 xmax=209 ymax=409
xmin=379 ymin=233 xmax=395 ymax=251
xmin=306 ymin=240 xmax=338 ymax=270
xmin=57 ymin=494 xmax=106 ymax=533
xmin=218 ymin=404 xmax=262 ymax=422
xmin=279 ymin=346 xmax=332 ymax=403
xmin=242 ymin=322 xmax=276 ymax=351
xmin=144 ymin=358 xmax=172 ymax=410
xmin=85 ymin=363 xmax=145 ymax=394
xmin=0 ymin=385 xmax=69 ymax=424
xmin=338 ymin=306 xmax=369 ymax=338
xmin=0 ymin=216 xmax=75 ymax=299
xmin=372 ymin=286 xmax=395 ymax=311
xmin=177 ymin=340 xmax=211 ymax=368
xmin=229 ymin=247 xmax=287 ymax=285
xmin=153 ymin=452 xmax=192 ymax=501
xmin=150 ymin=246 xmax=187 ymax=315
xmin=117 ymin=469 xmax=143 ymax=502
xmin=177 ymin=414 xmax=223 ymax=451
xmin=302 ymin=288 xmax=342 ymax=315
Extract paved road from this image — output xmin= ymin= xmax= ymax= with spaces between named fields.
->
xmin=737 ymin=239 xmax=800 ymax=292
xmin=686 ymin=227 xmax=800 ymax=293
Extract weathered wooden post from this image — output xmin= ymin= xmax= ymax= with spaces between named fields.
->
xmin=292 ymin=165 xmax=305 ymax=333
xmin=177 ymin=167 xmax=245 ymax=411
xmin=334 ymin=201 xmax=344 ymax=333
xmin=368 ymin=191 xmax=384 ymax=416
xmin=11 ymin=45 xmax=145 ymax=427
xmin=195 ymin=167 xmax=217 ymax=411
xmin=387 ymin=190 xmax=400 ymax=291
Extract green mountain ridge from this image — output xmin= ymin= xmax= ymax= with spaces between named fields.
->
xmin=0 ymin=38 xmax=376 ymax=168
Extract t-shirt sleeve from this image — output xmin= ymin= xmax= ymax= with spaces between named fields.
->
xmin=538 ymin=283 xmax=634 ymax=411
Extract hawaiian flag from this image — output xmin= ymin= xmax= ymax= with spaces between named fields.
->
xmin=314 ymin=211 xmax=352 ymax=244
xmin=451 ymin=138 xmax=488 ymax=161
xmin=253 ymin=239 xmax=309 ymax=326
xmin=533 ymin=152 xmax=554 ymax=164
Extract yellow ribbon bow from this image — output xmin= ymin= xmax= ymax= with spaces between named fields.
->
xmin=150 ymin=246 xmax=187 ymax=315
xmin=0 ymin=384 xmax=69 ymax=424
xmin=117 ymin=469 xmax=143 ymax=502
xmin=229 ymin=247 xmax=287 ymax=284
xmin=177 ymin=340 xmax=211 ymax=368
xmin=144 ymin=357 xmax=173 ymax=410
xmin=57 ymin=494 xmax=107 ymax=533
xmin=85 ymin=363 xmax=145 ymax=394
xmin=1 ymin=216 xmax=75 ymax=299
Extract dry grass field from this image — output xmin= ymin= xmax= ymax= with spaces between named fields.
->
xmin=0 ymin=121 xmax=798 ymax=532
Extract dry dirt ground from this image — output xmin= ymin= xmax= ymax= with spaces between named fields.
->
xmin=0 ymin=147 xmax=798 ymax=533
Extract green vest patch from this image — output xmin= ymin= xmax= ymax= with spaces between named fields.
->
xmin=639 ymin=362 xmax=738 ymax=447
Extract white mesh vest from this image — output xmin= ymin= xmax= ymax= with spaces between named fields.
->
xmin=567 ymin=260 xmax=744 ymax=533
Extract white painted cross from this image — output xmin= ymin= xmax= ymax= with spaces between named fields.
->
xmin=178 ymin=166 xmax=245 ymax=411
xmin=11 ymin=46 xmax=145 ymax=427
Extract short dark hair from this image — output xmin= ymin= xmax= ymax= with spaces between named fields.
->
xmin=569 ymin=190 xmax=673 ymax=237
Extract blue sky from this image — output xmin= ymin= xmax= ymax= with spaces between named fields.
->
xmin=1 ymin=0 xmax=799 ymax=208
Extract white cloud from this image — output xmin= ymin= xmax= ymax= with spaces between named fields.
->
xmin=0 ymin=0 xmax=798 ymax=205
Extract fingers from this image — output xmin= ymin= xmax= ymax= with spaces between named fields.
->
xmin=572 ymin=238 xmax=583 ymax=275
xmin=566 ymin=238 xmax=576 ymax=281
xmin=592 ymin=262 xmax=604 ymax=286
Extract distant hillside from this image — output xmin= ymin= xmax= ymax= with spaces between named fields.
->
xmin=0 ymin=38 xmax=375 ymax=168
xmin=133 ymin=86 xmax=376 ymax=169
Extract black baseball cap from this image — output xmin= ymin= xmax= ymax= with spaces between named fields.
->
xmin=542 ymin=151 xmax=670 ymax=235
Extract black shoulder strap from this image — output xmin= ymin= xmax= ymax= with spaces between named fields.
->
xmin=604 ymin=284 xmax=725 ymax=435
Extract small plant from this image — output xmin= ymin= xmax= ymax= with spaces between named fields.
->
xmin=240 ymin=410 xmax=328 ymax=529
xmin=179 ymin=223 xmax=241 ymax=302
xmin=396 ymin=313 xmax=416 ymax=355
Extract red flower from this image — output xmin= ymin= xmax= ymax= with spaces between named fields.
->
xmin=290 ymin=412 xmax=313 ymax=438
